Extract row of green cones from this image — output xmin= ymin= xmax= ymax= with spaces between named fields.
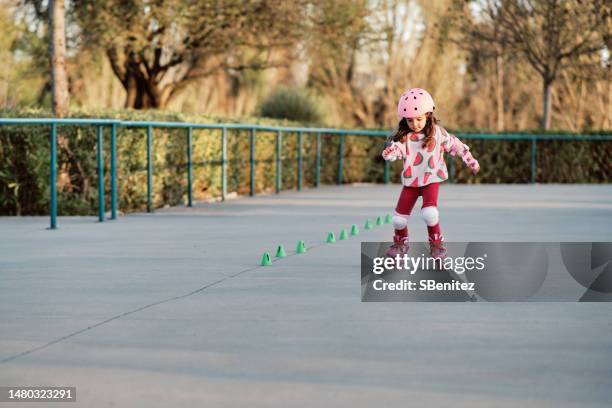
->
xmin=260 ymin=214 xmax=392 ymax=266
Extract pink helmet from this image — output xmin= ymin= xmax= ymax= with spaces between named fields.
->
xmin=397 ymin=88 xmax=435 ymax=118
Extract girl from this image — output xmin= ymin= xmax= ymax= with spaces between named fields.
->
xmin=382 ymin=88 xmax=480 ymax=258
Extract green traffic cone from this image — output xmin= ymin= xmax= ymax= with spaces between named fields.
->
xmin=350 ymin=224 xmax=359 ymax=236
xmin=296 ymin=240 xmax=307 ymax=253
xmin=384 ymin=214 xmax=392 ymax=224
xmin=376 ymin=216 xmax=383 ymax=226
xmin=261 ymin=252 xmax=272 ymax=266
xmin=275 ymin=245 xmax=287 ymax=258
xmin=364 ymin=219 xmax=373 ymax=230
xmin=339 ymin=229 xmax=348 ymax=240
xmin=326 ymin=232 xmax=336 ymax=243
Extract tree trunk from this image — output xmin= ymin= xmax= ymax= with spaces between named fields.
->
xmin=49 ymin=0 xmax=69 ymax=117
xmin=496 ymin=54 xmax=505 ymax=132
xmin=541 ymin=78 xmax=553 ymax=130
xmin=124 ymin=73 xmax=165 ymax=109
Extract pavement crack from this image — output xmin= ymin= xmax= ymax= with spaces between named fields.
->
xmin=0 ymin=242 xmax=326 ymax=364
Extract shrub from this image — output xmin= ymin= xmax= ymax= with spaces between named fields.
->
xmin=259 ymin=87 xmax=323 ymax=124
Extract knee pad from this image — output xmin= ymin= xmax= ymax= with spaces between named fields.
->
xmin=392 ymin=215 xmax=408 ymax=230
xmin=421 ymin=206 xmax=439 ymax=226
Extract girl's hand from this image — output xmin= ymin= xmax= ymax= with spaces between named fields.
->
xmin=382 ymin=144 xmax=401 ymax=161
xmin=469 ymin=160 xmax=480 ymax=174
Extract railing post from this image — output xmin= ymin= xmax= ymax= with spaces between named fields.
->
xmin=146 ymin=126 xmax=153 ymax=212
xmin=315 ymin=132 xmax=321 ymax=188
xmin=297 ymin=131 xmax=303 ymax=191
xmin=250 ymin=128 xmax=256 ymax=196
xmin=337 ymin=135 xmax=345 ymax=185
xmin=110 ymin=123 xmax=117 ymax=219
xmin=221 ymin=127 xmax=227 ymax=200
xmin=384 ymin=161 xmax=390 ymax=184
xmin=276 ymin=130 xmax=282 ymax=193
xmin=49 ymin=123 xmax=57 ymax=229
xmin=531 ymin=136 xmax=537 ymax=183
xmin=97 ymin=125 xmax=105 ymax=222
xmin=383 ymin=137 xmax=390 ymax=184
xmin=187 ymin=127 xmax=193 ymax=207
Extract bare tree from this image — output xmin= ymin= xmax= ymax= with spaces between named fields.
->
xmin=455 ymin=0 xmax=611 ymax=129
xmin=49 ymin=0 xmax=69 ymax=116
xmin=71 ymin=0 xmax=308 ymax=109
xmin=308 ymin=0 xmax=466 ymax=128
xmin=306 ymin=0 xmax=380 ymax=126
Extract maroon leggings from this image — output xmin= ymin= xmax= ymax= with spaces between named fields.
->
xmin=394 ymin=182 xmax=442 ymax=241
xmin=395 ymin=182 xmax=440 ymax=215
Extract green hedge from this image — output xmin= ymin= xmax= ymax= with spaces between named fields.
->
xmin=0 ymin=108 xmax=368 ymax=216
xmin=0 ymin=108 xmax=610 ymax=216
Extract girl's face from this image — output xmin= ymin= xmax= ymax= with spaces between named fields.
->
xmin=406 ymin=114 xmax=427 ymax=133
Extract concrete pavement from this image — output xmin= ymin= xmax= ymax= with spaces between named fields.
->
xmin=1 ymin=183 xmax=611 ymax=407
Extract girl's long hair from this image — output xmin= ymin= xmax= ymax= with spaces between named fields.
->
xmin=389 ymin=113 xmax=439 ymax=150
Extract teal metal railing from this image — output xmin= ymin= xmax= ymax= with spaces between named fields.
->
xmin=1 ymin=117 xmax=611 ymax=229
